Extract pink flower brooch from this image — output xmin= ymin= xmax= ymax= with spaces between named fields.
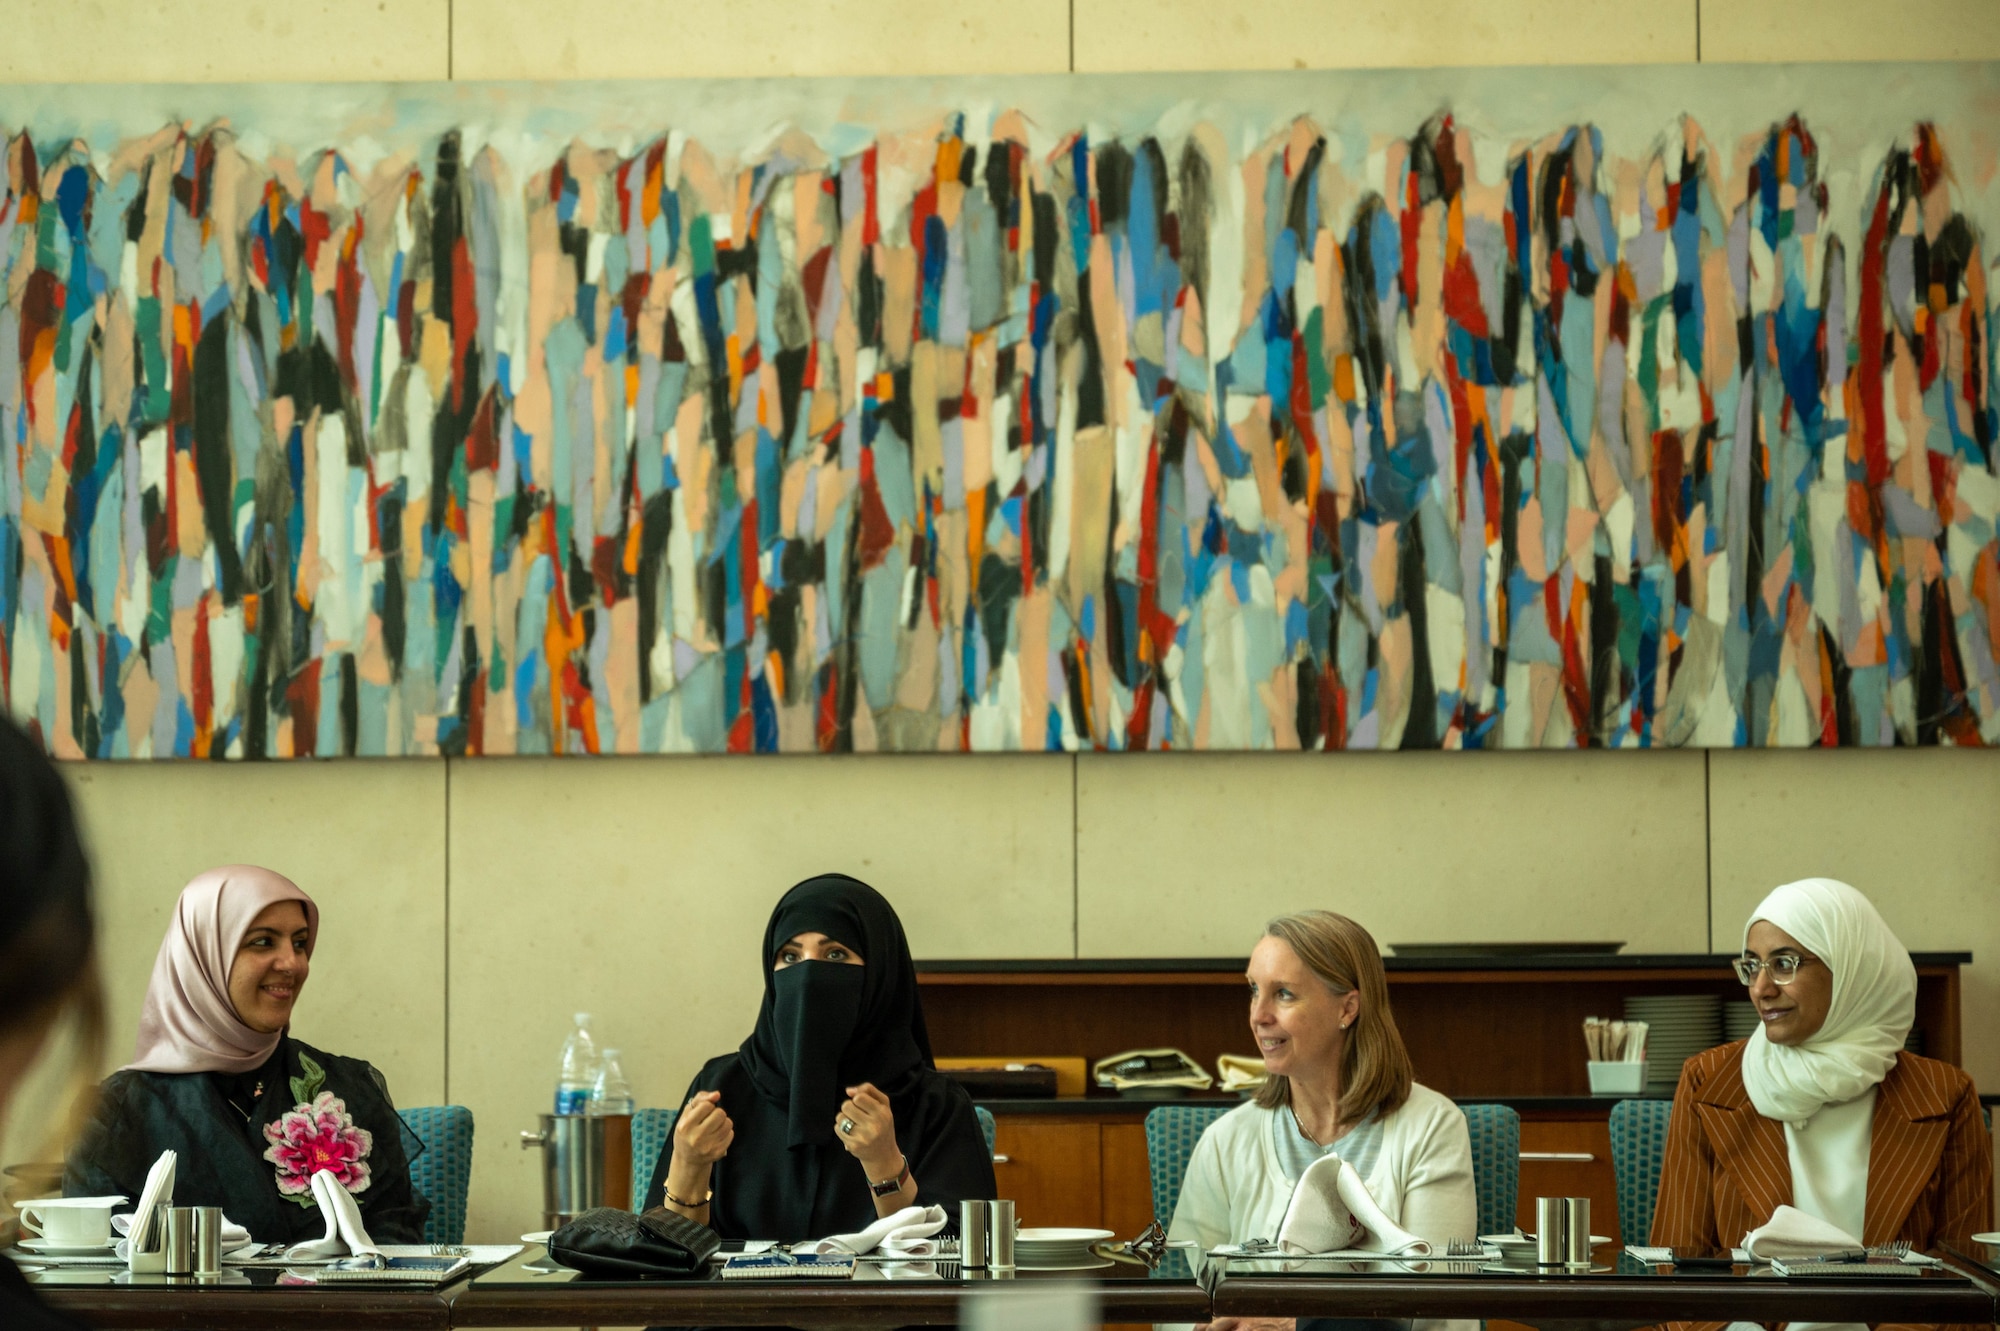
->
xmin=261 ymin=1052 xmax=373 ymax=1204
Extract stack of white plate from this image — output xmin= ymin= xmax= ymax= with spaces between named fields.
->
xmin=1625 ymin=994 xmax=1722 ymax=1093
xmin=1012 ymin=1227 xmax=1114 ymax=1270
xmin=1724 ymin=1000 xmax=1759 ymax=1042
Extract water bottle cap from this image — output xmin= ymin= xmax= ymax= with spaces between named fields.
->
xmin=603 ymin=1048 xmax=621 ymax=1057
xmin=573 ymin=1013 xmax=591 ymax=1026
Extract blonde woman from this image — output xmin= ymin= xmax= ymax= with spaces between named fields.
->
xmin=1170 ymin=911 xmax=1475 ymax=1331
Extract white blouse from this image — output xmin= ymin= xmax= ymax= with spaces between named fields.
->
xmin=1785 ymin=1086 xmax=1876 ymax=1244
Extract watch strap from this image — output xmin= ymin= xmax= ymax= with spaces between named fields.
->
xmin=868 ymin=1154 xmax=910 ymax=1197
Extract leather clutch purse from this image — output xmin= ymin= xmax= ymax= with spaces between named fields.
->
xmin=548 ymin=1206 xmax=721 ymax=1278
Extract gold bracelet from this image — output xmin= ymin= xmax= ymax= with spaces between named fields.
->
xmin=664 ymin=1185 xmax=712 ymax=1207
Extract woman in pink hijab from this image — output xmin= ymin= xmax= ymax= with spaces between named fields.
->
xmin=63 ymin=866 xmax=427 ymax=1244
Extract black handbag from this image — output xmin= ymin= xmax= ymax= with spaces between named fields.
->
xmin=548 ymin=1206 xmax=721 ymax=1278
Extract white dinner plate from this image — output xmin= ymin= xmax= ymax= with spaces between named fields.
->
xmin=1971 ymin=1232 xmax=2000 ymax=1246
xmin=1017 ymin=1257 xmax=1114 ymax=1271
xmin=1015 ymin=1227 xmax=1116 ymax=1243
xmin=520 ymin=1230 xmax=553 ymax=1245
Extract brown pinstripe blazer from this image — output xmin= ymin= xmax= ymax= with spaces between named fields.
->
xmin=1649 ymin=1041 xmax=1992 ymax=1331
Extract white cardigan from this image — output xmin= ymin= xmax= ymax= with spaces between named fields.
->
xmin=1166 ymin=1081 xmax=1478 ymax=1253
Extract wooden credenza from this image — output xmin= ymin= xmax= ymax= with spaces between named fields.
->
xmin=920 ymin=952 xmax=1970 ymax=1244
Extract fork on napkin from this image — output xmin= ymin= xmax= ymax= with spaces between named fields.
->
xmin=792 ymin=1205 xmax=949 ymax=1257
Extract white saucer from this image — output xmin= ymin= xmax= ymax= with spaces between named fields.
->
xmin=1971 ymin=1232 xmax=2000 ymax=1246
xmin=520 ymin=1231 xmax=553 ymax=1245
xmin=1481 ymin=1233 xmax=1611 ymax=1261
xmin=1016 ymin=1227 xmax=1116 ymax=1244
xmin=17 ymin=1237 xmax=118 ymax=1256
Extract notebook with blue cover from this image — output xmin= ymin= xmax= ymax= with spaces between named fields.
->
xmin=719 ymin=1252 xmax=856 ymax=1280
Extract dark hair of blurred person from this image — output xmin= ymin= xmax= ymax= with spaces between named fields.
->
xmin=0 ymin=714 xmax=105 ymax=1330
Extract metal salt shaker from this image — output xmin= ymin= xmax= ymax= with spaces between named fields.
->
xmin=1534 ymin=1197 xmax=1567 ymax=1266
xmin=193 ymin=1207 xmax=223 ymax=1277
xmin=164 ymin=1207 xmax=196 ymax=1276
xmin=1563 ymin=1197 xmax=1592 ymax=1266
xmin=988 ymin=1199 xmax=1016 ymax=1271
xmin=960 ymin=1198 xmax=990 ymax=1270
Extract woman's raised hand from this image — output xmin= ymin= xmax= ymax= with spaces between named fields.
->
xmin=675 ymin=1089 xmax=735 ymax=1166
xmin=834 ymin=1082 xmax=899 ymax=1174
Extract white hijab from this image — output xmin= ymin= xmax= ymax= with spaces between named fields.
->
xmin=1739 ymin=878 xmax=1915 ymax=1127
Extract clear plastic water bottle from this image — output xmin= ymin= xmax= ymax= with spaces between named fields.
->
xmin=555 ymin=1013 xmax=601 ymax=1115
xmin=591 ymin=1048 xmax=635 ymax=1116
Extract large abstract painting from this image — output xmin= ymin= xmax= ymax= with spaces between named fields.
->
xmin=2 ymin=66 xmax=1995 ymax=757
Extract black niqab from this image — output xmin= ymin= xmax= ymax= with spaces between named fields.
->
xmin=738 ymin=874 xmax=934 ymax=1147
xmin=643 ymin=873 xmax=995 ymax=1244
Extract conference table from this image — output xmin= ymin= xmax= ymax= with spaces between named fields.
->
xmin=28 ymin=1243 xmax=2000 ymax=1328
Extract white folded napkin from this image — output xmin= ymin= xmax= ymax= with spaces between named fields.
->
xmin=793 ymin=1204 xmax=949 ymax=1256
xmin=283 ymin=1170 xmax=381 ymax=1261
xmin=1276 ymin=1155 xmax=1432 ymax=1257
xmin=1741 ymin=1205 xmax=1864 ymax=1261
xmin=113 ymin=1209 xmax=252 ymax=1259
xmin=120 ymin=1150 xmax=177 ymax=1269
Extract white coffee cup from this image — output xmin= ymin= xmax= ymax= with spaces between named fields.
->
xmin=16 ymin=1195 xmax=126 ymax=1246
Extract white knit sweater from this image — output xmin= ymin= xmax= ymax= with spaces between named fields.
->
xmin=1166 ymin=1081 xmax=1477 ymax=1253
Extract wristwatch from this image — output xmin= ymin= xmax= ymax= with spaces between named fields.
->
xmin=868 ymin=1154 xmax=911 ymax=1197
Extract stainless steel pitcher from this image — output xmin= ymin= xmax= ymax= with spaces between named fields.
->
xmin=519 ymin=1113 xmax=606 ymax=1229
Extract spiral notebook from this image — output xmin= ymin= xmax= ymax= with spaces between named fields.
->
xmin=720 ymin=1252 xmax=856 ymax=1280
xmin=280 ymin=1255 xmax=473 ymax=1284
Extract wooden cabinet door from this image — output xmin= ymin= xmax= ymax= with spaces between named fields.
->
xmin=1098 ymin=1122 xmax=1157 ymax=1240
xmin=1516 ymin=1116 xmax=1623 ymax=1244
xmin=991 ymin=1117 xmax=1103 ymax=1230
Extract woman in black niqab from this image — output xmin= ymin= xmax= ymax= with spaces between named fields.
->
xmin=641 ymin=874 xmax=995 ymax=1242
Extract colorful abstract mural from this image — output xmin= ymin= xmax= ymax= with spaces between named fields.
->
xmin=1 ymin=67 xmax=1996 ymax=756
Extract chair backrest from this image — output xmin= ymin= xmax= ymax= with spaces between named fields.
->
xmin=401 ymin=1105 xmax=474 ymax=1245
xmin=1460 ymin=1103 xmax=1519 ymax=1239
xmin=1609 ymin=1099 xmax=1674 ymax=1245
xmin=630 ymin=1107 xmax=681 ymax=1212
xmin=974 ymin=1106 xmax=996 ymax=1157
xmin=1145 ymin=1104 xmax=1234 ymax=1226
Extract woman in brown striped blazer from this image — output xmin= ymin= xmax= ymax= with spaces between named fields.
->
xmin=1651 ymin=878 xmax=1991 ymax=1328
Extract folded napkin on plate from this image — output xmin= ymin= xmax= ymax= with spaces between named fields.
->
xmin=1741 ymin=1205 xmax=1863 ymax=1260
xmin=793 ymin=1204 xmax=948 ymax=1256
xmin=284 ymin=1170 xmax=381 ymax=1260
xmin=113 ymin=1209 xmax=251 ymax=1256
xmin=1216 ymin=1054 xmax=1269 ymax=1093
xmin=1276 ymin=1155 xmax=1431 ymax=1257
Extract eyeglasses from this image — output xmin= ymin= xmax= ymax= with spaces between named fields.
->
xmin=1732 ymin=953 xmax=1818 ymax=985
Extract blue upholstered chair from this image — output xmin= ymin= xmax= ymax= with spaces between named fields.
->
xmin=1144 ymin=1104 xmax=1234 ymax=1225
xmin=974 ymin=1106 xmax=996 ymax=1157
xmin=1609 ymin=1099 xmax=1673 ymax=1245
xmin=1460 ymin=1103 xmax=1520 ymax=1239
xmin=630 ymin=1107 xmax=680 ymax=1211
xmin=401 ymin=1105 xmax=474 ymax=1245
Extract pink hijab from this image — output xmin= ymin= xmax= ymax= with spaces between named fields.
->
xmin=126 ymin=865 xmax=320 ymax=1075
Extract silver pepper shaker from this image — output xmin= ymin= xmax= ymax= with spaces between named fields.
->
xmin=1534 ymin=1197 xmax=1567 ymax=1267
xmin=988 ymin=1199 xmax=1016 ymax=1271
xmin=193 ymin=1207 xmax=223 ymax=1277
xmin=1564 ymin=1198 xmax=1592 ymax=1266
xmin=960 ymin=1198 xmax=989 ymax=1270
xmin=164 ymin=1207 xmax=196 ymax=1276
